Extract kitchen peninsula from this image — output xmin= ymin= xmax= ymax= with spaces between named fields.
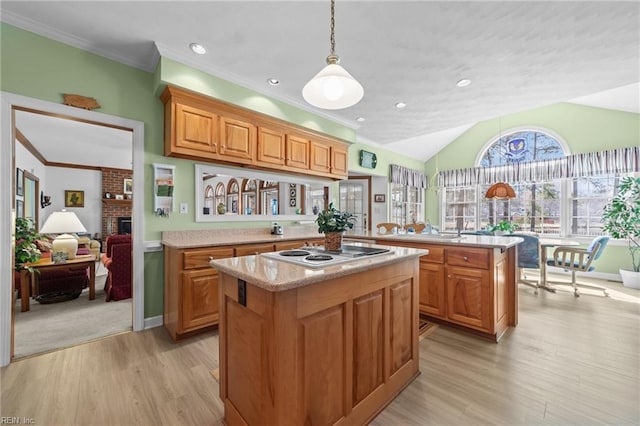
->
xmin=209 ymin=242 xmax=426 ymax=425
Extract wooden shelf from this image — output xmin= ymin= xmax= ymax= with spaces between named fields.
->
xmin=102 ymin=198 xmax=132 ymax=205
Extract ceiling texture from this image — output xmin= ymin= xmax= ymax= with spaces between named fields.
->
xmin=2 ymin=0 xmax=639 ymax=165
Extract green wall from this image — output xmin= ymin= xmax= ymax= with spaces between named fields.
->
xmin=424 ymin=104 xmax=640 ymax=274
xmin=1 ymin=23 xmax=422 ymax=318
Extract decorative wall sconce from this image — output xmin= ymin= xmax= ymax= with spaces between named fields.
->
xmin=40 ymin=191 xmax=52 ymax=208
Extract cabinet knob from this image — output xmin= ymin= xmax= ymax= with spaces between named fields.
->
xmin=448 ymin=275 xmax=451 ymax=278
xmin=209 ymin=256 xmax=214 ymax=260
xmin=463 ymin=256 xmax=469 ymax=261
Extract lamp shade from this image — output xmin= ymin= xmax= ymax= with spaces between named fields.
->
xmin=302 ymin=62 xmax=364 ymax=110
xmin=40 ymin=211 xmax=87 ymax=259
xmin=485 ymin=182 xmax=517 ymax=199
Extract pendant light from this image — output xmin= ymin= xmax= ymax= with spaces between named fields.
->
xmin=302 ymin=0 xmax=364 ymax=110
xmin=485 ymin=119 xmax=516 ymax=199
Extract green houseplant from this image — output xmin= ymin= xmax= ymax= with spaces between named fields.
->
xmin=602 ymin=176 xmax=640 ymax=288
xmin=315 ymin=203 xmax=356 ymax=251
xmin=15 ymin=217 xmax=42 ymax=273
xmin=487 ymin=220 xmax=518 ymax=236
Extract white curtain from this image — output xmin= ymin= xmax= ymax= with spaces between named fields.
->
xmin=438 ymin=146 xmax=639 ymax=188
xmin=390 ymin=164 xmax=427 ymax=188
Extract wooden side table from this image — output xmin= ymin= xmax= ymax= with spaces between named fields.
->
xmin=20 ymin=255 xmax=96 ymax=312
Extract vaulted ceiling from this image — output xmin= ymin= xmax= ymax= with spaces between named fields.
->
xmin=3 ymin=1 xmax=639 ymax=165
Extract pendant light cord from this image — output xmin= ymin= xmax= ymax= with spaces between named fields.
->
xmin=330 ymin=0 xmax=335 ymax=55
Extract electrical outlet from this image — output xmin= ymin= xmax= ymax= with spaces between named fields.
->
xmin=180 ymin=202 xmax=188 ymax=214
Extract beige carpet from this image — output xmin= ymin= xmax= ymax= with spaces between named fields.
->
xmin=13 ymin=273 xmax=132 ymax=359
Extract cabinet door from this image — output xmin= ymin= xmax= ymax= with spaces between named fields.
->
xmin=181 ymin=269 xmax=219 ymax=332
xmin=419 ymin=260 xmax=446 ymax=318
xmin=174 ymin=102 xmax=219 ymax=159
xmin=310 ymin=141 xmax=331 ymax=173
xmin=446 ymin=266 xmax=492 ymax=332
xmin=286 ymin=134 xmax=310 ymax=170
xmin=331 ymin=145 xmax=348 ymax=177
xmin=219 ymin=116 xmax=256 ymax=165
xmin=257 ymin=126 xmax=285 ymax=166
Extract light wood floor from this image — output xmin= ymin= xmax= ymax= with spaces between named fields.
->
xmin=2 ymin=277 xmax=638 ymax=425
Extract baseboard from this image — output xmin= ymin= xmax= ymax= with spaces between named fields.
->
xmin=144 ymin=315 xmax=163 ymax=329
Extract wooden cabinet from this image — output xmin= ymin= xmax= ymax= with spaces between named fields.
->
xmin=378 ymin=241 xmax=514 ymax=341
xmin=257 ymin=126 xmax=285 ymax=166
xmin=219 ymin=116 xmax=256 ymax=165
xmin=285 ymin=134 xmax=310 ymax=170
xmin=164 ymin=246 xmax=234 ymax=340
xmin=217 ymin=257 xmax=420 ymax=425
xmin=164 ymin=237 xmax=329 ymax=341
xmin=161 ymin=85 xmax=350 ymax=180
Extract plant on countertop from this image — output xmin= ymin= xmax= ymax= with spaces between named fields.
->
xmin=315 ymin=202 xmax=356 ymax=234
xmin=602 ymin=176 xmax=640 ymax=272
xmin=487 ymin=220 xmax=518 ymax=235
xmin=15 ymin=217 xmax=42 ymax=273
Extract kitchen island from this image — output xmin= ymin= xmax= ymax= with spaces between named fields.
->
xmin=210 ymin=243 xmax=427 ymax=426
xmin=345 ymin=231 xmax=523 ymax=342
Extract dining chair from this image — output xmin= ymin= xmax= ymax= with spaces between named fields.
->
xmin=546 ymin=236 xmax=610 ymax=297
xmin=404 ymin=223 xmax=426 ymax=233
xmin=508 ymin=233 xmax=542 ymax=294
xmin=376 ymin=222 xmax=402 ymax=234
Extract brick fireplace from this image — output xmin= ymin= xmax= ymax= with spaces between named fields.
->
xmin=102 ymin=168 xmax=133 ymax=240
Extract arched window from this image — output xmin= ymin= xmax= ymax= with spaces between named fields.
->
xmin=227 ymin=179 xmax=239 ymax=214
xmin=478 ymin=130 xmax=566 ymax=166
xmin=203 ymin=185 xmax=214 ymax=215
xmin=215 ymin=183 xmax=225 ymax=214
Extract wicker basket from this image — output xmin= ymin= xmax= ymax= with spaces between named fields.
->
xmin=324 ymin=232 xmax=343 ymax=251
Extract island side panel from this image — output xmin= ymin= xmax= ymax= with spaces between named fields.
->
xmin=218 ymin=258 xmax=420 ymax=425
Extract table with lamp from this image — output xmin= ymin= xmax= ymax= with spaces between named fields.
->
xmin=19 ymin=210 xmax=95 ymax=312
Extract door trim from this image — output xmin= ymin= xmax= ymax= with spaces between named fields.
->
xmin=1 ymin=91 xmax=145 ymax=366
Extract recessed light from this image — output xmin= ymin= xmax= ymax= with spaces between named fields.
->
xmin=267 ymin=78 xmax=280 ymax=86
xmin=189 ymin=43 xmax=206 ymax=55
xmin=356 ymin=117 xmax=366 ymax=122
xmin=456 ymin=78 xmax=471 ymax=87
xmin=395 ymin=102 xmax=407 ymax=109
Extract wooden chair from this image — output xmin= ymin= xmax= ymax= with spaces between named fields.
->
xmin=404 ymin=223 xmax=426 ymax=233
xmin=376 ymin=223 xmax=401 ymax=234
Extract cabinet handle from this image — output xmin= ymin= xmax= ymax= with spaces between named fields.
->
xmin=448 ymin=275 xmax=451 ymax=278
xmin=463 ymin=256 xmax=469 ymax=261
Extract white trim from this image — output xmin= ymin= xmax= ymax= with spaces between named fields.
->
xmin=0 ymin=92 xmax=145 ymax=367
xmin=144 ymin=315 xmax=163 ymax=330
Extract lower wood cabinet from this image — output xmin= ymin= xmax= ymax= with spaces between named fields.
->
xmin=164 ymin=238 xmax=324 ymax=340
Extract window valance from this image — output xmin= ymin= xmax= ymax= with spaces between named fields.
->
xmin=438 ymin=146 xmax=639 ymax=188
xmin=390 ymin=164 xmax=427 ymax=188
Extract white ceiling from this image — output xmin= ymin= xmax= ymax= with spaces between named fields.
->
xmin=3 ymin=1 xmax=639 ymax=165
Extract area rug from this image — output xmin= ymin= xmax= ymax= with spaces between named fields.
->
xmin=13 ymin=273 xmax=132 ymax=358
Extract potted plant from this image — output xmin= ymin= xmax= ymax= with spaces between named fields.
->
xmin=487 ymin=220 xmax=518 ymax=236
xmin=315 ymin=202 xmax=356 ymax=251
xmin=15 ymin=217 xmax=42 ymax=273
xmin=602 ymin=176 xmax=640 ymax=288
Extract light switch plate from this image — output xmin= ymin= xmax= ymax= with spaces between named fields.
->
xmin=180 ymin=202 xmax=188 ymax=214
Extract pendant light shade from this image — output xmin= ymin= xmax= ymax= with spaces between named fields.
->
xmin=303 ymin=0 xmax=363 ymax=110
xmin=485 ymin=182 xmax=517 ymax=199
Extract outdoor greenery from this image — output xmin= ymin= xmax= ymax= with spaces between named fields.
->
xmin=487 ymin=220 xmax=518 ymax=234
xmin=315 ymin=202 xmax=356 ymax=234
xmin=15 ymin=217 xmax=42 ymax=273
xmin=602 ymin=176 xmax=640 ymax=272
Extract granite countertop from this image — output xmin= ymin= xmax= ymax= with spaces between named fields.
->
xmin=210 ymin=243 xmax=428 ymax=292
xmin=344 ymin=230 xmax=523 ymax=249
xmin=162 ymin=226 xmax=323 ymax=248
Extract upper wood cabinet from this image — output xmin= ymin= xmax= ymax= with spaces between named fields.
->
xmin=219 ymin=116 xmax=256 ymax=165
xmin=161 ymin=86 xmax=350 ymax=180
xmin=257 ymin=126 xmax=285 ymax=166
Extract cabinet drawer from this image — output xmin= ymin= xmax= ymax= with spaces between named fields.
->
xmin=446 ymin=247 xmax=490 ymax=270
xmin=183 ymin=247 xmax=235 ymax=270
xmin=235 ymin=243 xmax=275 ymax=257
xmin=422 ymin=246 xmax=444 ymax=263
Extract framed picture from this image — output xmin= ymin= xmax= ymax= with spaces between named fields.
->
xmin=123 ymin=178 xmax=133 ymax=194
xmin=65 ymin=190 xmax=84 ymax=207
xmin=374 ymin=194 xmax=385 ymax=203
xmin=16 ymin=168 xmax=23 ymax=196
xmin=16 ymin=199 xmax=23 ymax=218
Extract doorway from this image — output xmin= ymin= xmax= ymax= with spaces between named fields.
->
xmin=338 ymin=176 xmax=371 ymax=232
xmin=1 ymin=92 xmax=144 ymax=366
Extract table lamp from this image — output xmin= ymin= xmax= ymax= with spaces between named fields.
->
xmin=39 ymin=210 xmax=87 ymax=259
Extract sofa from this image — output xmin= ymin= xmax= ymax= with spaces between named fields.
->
xmin=77 ymin=235 xmax=101 ymax=260
xmin=100 ymin=234 xmax=132 ymax=301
